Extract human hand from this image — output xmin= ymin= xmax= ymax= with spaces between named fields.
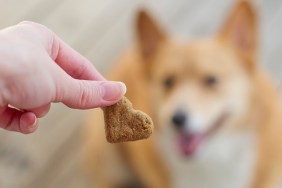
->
xmin=0 ymin=21 xmax=126 ymax=134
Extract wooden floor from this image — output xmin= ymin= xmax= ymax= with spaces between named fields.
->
xmin=0 ymin=0 xmax=282 ymax=187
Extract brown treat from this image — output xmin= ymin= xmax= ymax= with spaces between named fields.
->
xmin=103 ymin=97 xmax=153 ymax=143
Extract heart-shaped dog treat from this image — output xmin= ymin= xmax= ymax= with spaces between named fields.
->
xmin=103 ymin=97 xmax=153 ymax=143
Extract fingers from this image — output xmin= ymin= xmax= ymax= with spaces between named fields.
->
xmin=51 ymin=34 xmax=105 ymax=81
xmin=0 ymin=106 xmax=38 ymax=134
xmin=60 ymin=79 xmax=126 ymax=109
xmin=20 ymin=112 xmax=38 ymax=134
xmin=0 ymin=104 xmax=50 ymax=134
xmin=17 ymin=21 xmax=105 ymax=81
xmin=28 ymin=104 xmax=51 ymax=118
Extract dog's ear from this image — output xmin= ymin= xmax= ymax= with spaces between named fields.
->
xmin=136 ymin=10 xmax=167 ymax=59
xmin=219 ymin=1 xmax=257 ymax=69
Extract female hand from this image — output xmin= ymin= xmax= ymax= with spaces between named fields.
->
xmin=0 ymin=21 xmax=126 ymax=134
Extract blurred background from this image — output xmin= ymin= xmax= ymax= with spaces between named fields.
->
xmin=0 ymin=0 xmax=282 ymax=188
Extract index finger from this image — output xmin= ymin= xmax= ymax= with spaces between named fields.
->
xmin=51 ymin=35 xmax=106 ymax=81
xmin=19 ymin=21 xmax=105 ymax=81
xmin=0 ymin=105 xmax=38 ymax=134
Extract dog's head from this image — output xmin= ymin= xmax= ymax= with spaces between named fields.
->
xmin=137 ymin=1 xmax=257 ymax=157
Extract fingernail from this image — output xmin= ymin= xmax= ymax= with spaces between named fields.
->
xmin=100 ymin=82 xmax=127 ymax=101
xmin=30 ymin=116 xmax=38 ymax=128
xmin=27 ymin=118 xmax=38 ymax=132
xmin=20 ymin=112 xmax=38 ymax=134
xmin=120 ymin=82 xmax=127 ymax=95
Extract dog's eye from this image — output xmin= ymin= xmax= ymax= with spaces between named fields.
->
xmin=204 ymin=76 xmax=217 ymax=86
xmin=163 ymin=76 xmax=175 ymax=90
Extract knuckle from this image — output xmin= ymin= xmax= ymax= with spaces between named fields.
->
xmin=78 ymin=82 xmax=90 ymax=107
xmin=18 ymin=20 xmax=37 ymax=26
xmin=71 ymin=64 xmax=86 ymax=79
xmin=78 ymin=82 xmax=100 ymax=108
xmin=18 ymin=21 xmax=46 ymax=30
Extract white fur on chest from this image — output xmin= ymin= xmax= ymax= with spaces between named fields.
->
xmin=156 ymin=131 xmax=257 ymax=188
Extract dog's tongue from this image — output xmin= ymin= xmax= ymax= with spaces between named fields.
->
xmin=178 ymin=134 xmax=205 ymax=156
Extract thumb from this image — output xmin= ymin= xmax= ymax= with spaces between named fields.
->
xmin=60 ymin=79 xmax=126 ymax=109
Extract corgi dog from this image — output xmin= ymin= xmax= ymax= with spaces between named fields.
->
xmin=84 ymin=1 xmax=282 ymax=188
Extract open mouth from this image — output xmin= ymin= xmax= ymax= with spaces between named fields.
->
xmin=177 ymin=113 xmax=229 ymax=157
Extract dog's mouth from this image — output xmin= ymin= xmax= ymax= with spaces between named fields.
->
xmin=177 ymin=112 xmax=229 ymax=157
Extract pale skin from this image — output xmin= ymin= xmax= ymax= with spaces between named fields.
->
xmin=0 ymin=21 xmax=126 ymax=134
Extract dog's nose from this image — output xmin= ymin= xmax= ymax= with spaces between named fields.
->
xmin=172 ymin=111 xmax=187 ymax=128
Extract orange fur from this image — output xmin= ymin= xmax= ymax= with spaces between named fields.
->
xmin=83 ymin=1 xmax=282 ymax=188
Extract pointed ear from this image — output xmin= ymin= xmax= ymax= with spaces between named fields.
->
xmin=136 ymin=10 xmax=167 ymax=59
xmin=219 ymin=1 xmax=257 ymax=68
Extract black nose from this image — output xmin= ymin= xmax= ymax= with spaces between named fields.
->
xmin=171 ymin=111 xmax=187 ymax=128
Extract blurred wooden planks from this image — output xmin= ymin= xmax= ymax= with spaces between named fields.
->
xmin=0 ymin=0 xmax=282 ymax=188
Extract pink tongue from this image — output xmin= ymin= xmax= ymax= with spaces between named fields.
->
xmin=178 ymin=134 xmax=205 ymax=156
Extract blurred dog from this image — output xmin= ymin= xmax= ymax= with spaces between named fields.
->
xmin=84 ymin=1 xmax=282 ymax=188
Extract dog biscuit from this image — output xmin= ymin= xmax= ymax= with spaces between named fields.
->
xmin=103 ymin=97 xmax=153 ymax=143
